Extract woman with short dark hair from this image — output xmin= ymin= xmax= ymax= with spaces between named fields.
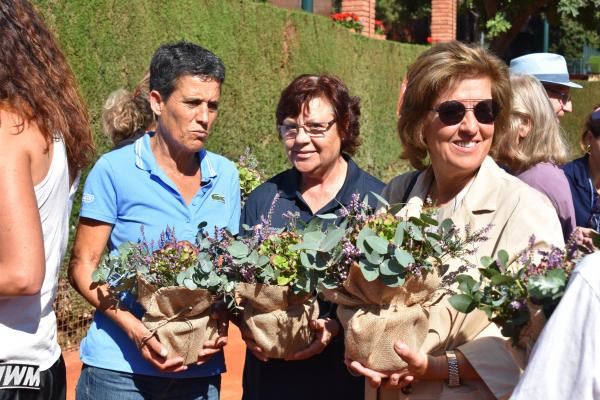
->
xmin=69 ymin=41 xmax=238 ymax=400
xmin=240 ymin=74 xmax=384 ymax=400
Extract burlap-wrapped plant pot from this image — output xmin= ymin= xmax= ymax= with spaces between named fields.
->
xmin=235 ymin=282 xmax=319 ymax=359
xmin=321 ymin=263 xmax=440 ymax=373
xmin=137 ymin=277 xmax=217 ymax=365
xmin=516 ymin=301 xmax=547 ymax=360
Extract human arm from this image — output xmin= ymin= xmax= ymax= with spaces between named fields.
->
xmin=68 ymin=218 xmax=187 ymax=372
xmin=0 ymin=116 xmax=45 ymax=296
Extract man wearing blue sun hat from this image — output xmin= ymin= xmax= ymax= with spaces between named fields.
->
xmin=509 ymin=53 xmax=582 ymax=119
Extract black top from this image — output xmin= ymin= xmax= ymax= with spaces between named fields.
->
xmin=240 ymin=156 xmax=384 ymax=400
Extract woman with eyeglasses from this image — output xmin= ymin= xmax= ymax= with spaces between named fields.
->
xmin=347 ymin=41 xmax=564 ymax=400
xmin=238 ymin=74 xmax=384 ymax=400
xmin=493 ymin=74 xmax=576 ymax=241
xmin=563 ymin=105 xmax=600 ymax=232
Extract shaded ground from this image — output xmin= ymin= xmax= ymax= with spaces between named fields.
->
xmin=64 ymin=325 xmax=245 ymax=400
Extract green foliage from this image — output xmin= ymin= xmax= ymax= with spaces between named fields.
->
xmin=551 ymin=15 xmax=600 ymax=60
xmin=484 ymin=12 xmax=511 ymax=40
xmin=235 ymin=148 xmax=263 ymax=205
xmin=33 ymin=0 xmax=422 ymax=183
xmin=449 ymin=233 xmax=597 ymax=343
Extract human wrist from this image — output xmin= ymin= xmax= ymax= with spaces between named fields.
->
xmin=421 ymin=354 xmax=447 ymax=380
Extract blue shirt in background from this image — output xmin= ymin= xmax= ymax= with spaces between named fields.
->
xmin=562 ymin=154 xmax=600 ymax=230
xmin=79 ymin=133 xmax=240 ymax=378
xmin=240 ymin=155 xmax=384 ymax=400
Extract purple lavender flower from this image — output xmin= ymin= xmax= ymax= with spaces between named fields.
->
xmin=509 ymin=300 xmax=524 ymax=310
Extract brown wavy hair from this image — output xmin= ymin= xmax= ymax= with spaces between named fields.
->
xmin=0 ymin=0 xmax=94 ymax=169
xmin=276 ymin=74 xmax=362 ymax=156
xmin=398 ymin=41 xmax=511 ymax=170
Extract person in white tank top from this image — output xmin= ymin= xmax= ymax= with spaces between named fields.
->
xmin=0 ymin=1 xmax=93 ymax=399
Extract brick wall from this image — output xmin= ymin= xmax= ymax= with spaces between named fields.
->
xmin=431 ymin=0 xmax=456 ymax=42
xmin=341 ymin=0 xmax=376 ymax=37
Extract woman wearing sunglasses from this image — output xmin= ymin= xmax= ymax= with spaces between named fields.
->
xmin=493 ymin=74 xmax=575 ymax=241
xmin=563 ymin=105 xmax=600 ymax=232
xmin=347 ymin=41 xmax=564 ymax=400
xmin=239 ymin=74 xmax=384 ymax=400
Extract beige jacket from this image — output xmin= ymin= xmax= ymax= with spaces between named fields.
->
xmin=367 ymin=157 xmax=564 ymax=400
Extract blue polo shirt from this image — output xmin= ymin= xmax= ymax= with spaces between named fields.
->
xmin=79 ymin=133 xmax=240 ymax=377
xmin=240 ymin=155 xmax=384 ymax=400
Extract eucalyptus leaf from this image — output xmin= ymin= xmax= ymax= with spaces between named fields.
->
xmin=393 ymin=221 xmax=406 ymax=246
xmin=394 ymin=248 xmax=415 ymax=267
xmin=358 ymin=260 xmax=379 ymax=282
xmin=497 ymin=250 xmax=509 ymax=268
xmin=365 ymin=235 xmax=389 ymax=254
xmin=320 ymin=228 xmax=346 ymax=252
xmin=380 ymin=258 xmax=404 ymax=276
xmin=449 ymin=294 xmax=476 ymax=313
xmin=370 ymin=191 xmax=389 ymax=208
xmin=378 ymin=274 xmax=405 ymax=287
xmin=317 ymin=213 xmax=339 ymax=220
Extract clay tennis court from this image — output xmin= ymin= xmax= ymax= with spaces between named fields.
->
xmin=64 ymin=325 xmax=246 ymax=400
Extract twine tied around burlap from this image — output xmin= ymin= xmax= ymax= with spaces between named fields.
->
xmin=137 ymin=276 xmax=218 ymax=365
xmin=321 ymin=263 xmax=440 ymax=373
xmin=235 ymin=282 xmax=319 ymax=359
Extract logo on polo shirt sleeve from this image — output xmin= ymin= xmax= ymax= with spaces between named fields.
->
xmin=211 ymin=193 xmax=225 ymax=203
xmin=82 ymin=193 xmax=95 ymax=203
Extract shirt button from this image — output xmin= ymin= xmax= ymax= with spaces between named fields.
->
xmin=186 ymin=217 xmax=191 ymax=223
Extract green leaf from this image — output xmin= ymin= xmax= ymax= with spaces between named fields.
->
xmin=497 ymin=250 xmax=509 ymax=268
xmin=378 ymin=274 xmax=405 ymax=287
xmin=591 ymin=231 xmax=600 ymax=250
xmin=420 ymin=213 xmax=438 ymax=226
xmin=320 ymin=227 xmax=346 ymax=252
xmin=356 ymin=227 xmax=376 ymax=253
xmin=457 ymin=274 xmax=477 ymax=294
xmin=490 ymin=274 xmax=514 ymax=286
xmin=303 ymin=230 xmax=326 ymax=247
xmin=479 ymin=267 xmax=499 ymax=279
xmin=406 ymin=222 xmax=424 ymax=241
xmin=183 ymin=278 xmax=197 ymax=290
xmin=365 ymin=235 xmax=389 ymax=254
xmin=389 ymin=203 xmax=404 ymax=215
xmin=91 ymin=270 xmax=104 ymax=283
xmin=317 ymin=213 xmax=338 ymax=220
xmin=370 ymin=191 xmax=389 ymax=208
xmin=480 ymin=256 xmax=495 ymax=268
xmin=439 ymin=219 xmax=454 ymax=234
xmin=393 ymin=221 xmax=405 ymax=246
xmin=227 ymin=241 xmax=250 ymax=258
xmin=394 ymin=248 xmax=414 ymax=267
xmin=358 ymin=260 xmax=379 ymax=281
xmin=449 ymin=294 xmax=476 ymax=313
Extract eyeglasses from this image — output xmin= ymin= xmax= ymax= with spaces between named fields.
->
xmin=431 ymin=99 xmax=499 ymax=126
xmin=545 ymin=87 xmax=572 ymax=105
xmin=278 ymin=119 xmax=336 ymax=139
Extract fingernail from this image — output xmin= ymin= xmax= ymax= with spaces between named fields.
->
xmin=395 ymin=343 xmax=408 ymax=351
xmin=160 ymin=348 xmax=168 ymax=357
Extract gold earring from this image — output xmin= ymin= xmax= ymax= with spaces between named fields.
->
xmin=587 ymin=144 xmax=592 ymax=154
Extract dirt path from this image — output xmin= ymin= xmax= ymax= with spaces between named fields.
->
xmin=64 ymin=325 xmax=245 ymax=400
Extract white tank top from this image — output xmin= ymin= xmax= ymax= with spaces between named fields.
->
xmin=0 ymin=137 xmax=78 ymax=371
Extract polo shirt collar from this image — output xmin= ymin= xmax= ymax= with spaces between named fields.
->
xmin=134 ymin=132 xmax=218 ymax=180
xmin=277 ymin=154 xmax=362 ymax=210
xmin=570 ymin=154 xmax=591 ymax=189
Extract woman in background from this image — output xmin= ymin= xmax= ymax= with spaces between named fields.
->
xmin=0 ymin=0 xmax=93 ymax=398
xmin=102 ymin=72 xmax=155 ymax=149
xmin=563 ymin=105 xmax=600 ymax=231
xmin=493 ymin=74 xmax=576 ymax=241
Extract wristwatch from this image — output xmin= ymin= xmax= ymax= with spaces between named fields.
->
xmin=446 ymin=350 xmax=461 ymax=387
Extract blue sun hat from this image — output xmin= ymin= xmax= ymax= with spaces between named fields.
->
xmin=509 ymin=53 xmax=582 ymax=88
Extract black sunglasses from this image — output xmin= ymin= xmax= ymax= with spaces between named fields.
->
xmin=432 ymin=99 xmax=500 ymax=126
